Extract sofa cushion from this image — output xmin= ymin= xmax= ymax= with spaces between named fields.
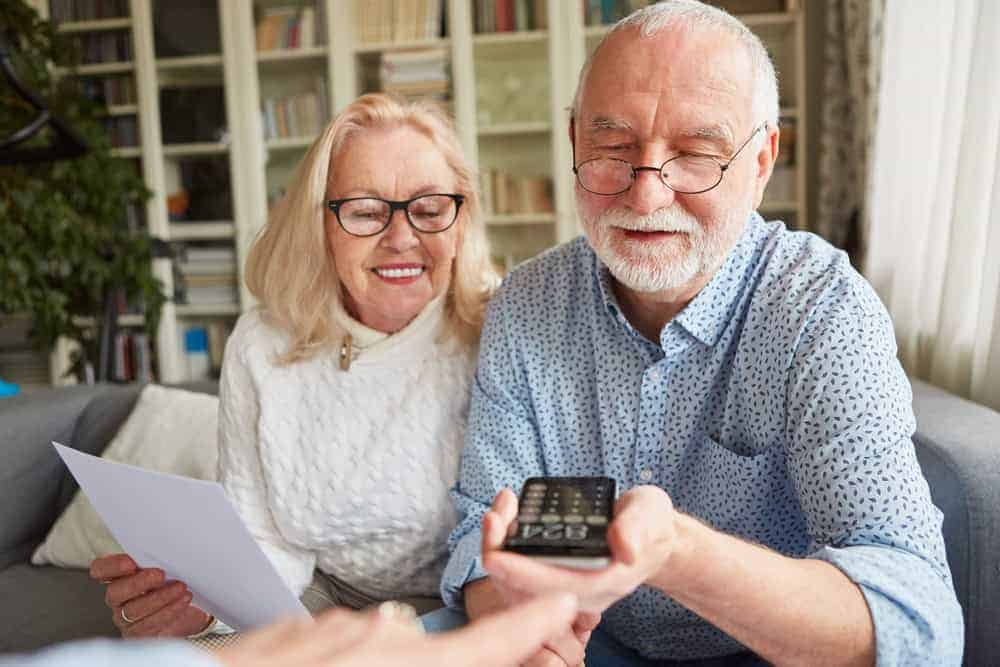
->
xmin=0 ymin=384 xmax=141 ymax=572
xmin=0 ymin=564 xmax=117 ymax=652
xmin=31 ymin=385 xmax=220 ymax=569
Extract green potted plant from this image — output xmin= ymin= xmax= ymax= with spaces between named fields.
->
xmin=0 ymin=0 xmax=166 ymax=382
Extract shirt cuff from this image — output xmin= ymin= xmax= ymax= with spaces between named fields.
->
xmin=810 ymin=544 xmax=963 ymax=665
xmin=185 ymin=616 xmax=236 ymax=639
xmin=441 ymin=529 xmax=489 ymax=610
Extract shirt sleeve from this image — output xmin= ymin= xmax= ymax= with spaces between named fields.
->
xmin=217 ymin=325 xmax=317 ymax=598
xmin=783 ymin=277 xmax=964 ymax=665
xmin=0 ymin=639 xmax=218 ymax=667
xmin=440 ymin=290 xmax=547 ymax=610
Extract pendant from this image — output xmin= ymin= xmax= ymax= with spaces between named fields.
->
xmin=339 ymin=334 xmax=353 ymax=371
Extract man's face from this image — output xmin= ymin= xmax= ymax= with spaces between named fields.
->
xmin=573 ymin=26 xmax=772 ymax=295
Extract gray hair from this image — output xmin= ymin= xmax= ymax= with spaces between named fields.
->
xmin=571 ymin=0 xmax=780 ymax=134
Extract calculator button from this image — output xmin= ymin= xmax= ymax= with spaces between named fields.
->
xmin=585 ymin=515 xmax=608 ymax=526
xmin=540 ymin=513 xmax=561 ymax=524
xmin=527 ymin=483 xmax=547 ymax=492
xmin=518 ymin=513 xmax=540 ymax=524
xmin=564 ymin=514 xmax=584 ymax=524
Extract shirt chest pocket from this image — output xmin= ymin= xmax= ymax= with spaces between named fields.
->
xmin=672 ymin=435 xmax=795 ymax=541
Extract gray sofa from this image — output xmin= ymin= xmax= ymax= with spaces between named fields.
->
xmin=2 ymin=380 xmax=998 ymax=664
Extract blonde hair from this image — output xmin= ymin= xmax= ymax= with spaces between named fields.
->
xmin=244 ymin=93 xmax=499 ymax=363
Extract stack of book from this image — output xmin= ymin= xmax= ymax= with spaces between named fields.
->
xmin=255 ymin=4 xmax=321 ymax=51
xmin=473 ymin=0 xmax=548 ymax=33
xmin=357 ymin=0 xmax=444 ymax=44
xmin=103 ymin=116 xmax=138 ymax=148
xmin=50 ymin=0 xmax=129 ymax=22
xmin=175 ymin=246 xmax=239 ymax=307
xmin=112 ymin=330 xmax=153 ymax=383
xmin=261 ymin=78 xmax=329 ymax=140
xmin=479 ymin=170 xmax=554 ymax=216
xmin=79 ymin=75 xmax=135 ymax=106
xmin=379 ymin=48 xmax=450 ymax=101
xmin=0 ymin=317 xmax=50 ymax=389
xmin=75 ymin=31 xmax=132 ymax=64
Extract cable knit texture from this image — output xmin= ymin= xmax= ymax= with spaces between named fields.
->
xmin=217 ymin=296 xmax=474 ymax=600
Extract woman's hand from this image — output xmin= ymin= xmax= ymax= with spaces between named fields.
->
xmin=89 ymin=553 xmax=212 ymax=638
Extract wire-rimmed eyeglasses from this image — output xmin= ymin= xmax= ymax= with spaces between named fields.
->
xmin=573 ymin=123 xmax=767 ymax=196
xmin=326 ymin=193 xmax=464 ymax=237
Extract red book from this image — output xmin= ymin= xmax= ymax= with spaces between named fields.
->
xmin=495 ymin=0 xmax=515 ymax=32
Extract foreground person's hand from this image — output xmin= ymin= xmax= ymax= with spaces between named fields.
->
xmin=482 ymin=486 xmax=681 ymax=616
xmin=214 ymin=593 xmax=580 ymax=667
xmin=90 ymin=553 xmax=212 ymax=638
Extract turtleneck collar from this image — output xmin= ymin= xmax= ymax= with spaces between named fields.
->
xmin=331 ymin=293 xmax=448 ymax=369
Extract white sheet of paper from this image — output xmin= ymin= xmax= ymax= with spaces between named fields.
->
xmin=53 ymin=442 xmax=309 ymax=631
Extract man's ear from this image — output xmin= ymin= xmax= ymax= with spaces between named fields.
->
xmin=752 ymin=123 xmax=780 ymax=208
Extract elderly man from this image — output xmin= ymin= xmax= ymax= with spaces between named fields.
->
xmin=439 ymin=1 xmax=963 ymax=666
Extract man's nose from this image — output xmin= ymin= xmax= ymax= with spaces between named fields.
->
xmin=379 ymin=209 xmax=419 ymax=251
xmin=622 ymin=163 xmax=676 ymax=216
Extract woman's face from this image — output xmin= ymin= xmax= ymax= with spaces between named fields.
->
xmin=325 ymin=125 xmax=462 ymax=333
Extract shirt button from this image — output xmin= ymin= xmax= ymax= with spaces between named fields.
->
xmin=639 ymin=469 xmax=653 ymax=482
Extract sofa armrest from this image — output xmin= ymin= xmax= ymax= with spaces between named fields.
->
xmin=911 ymin=379 xmax=1000 ymax=666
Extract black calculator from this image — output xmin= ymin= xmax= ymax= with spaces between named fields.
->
xmin=502 ymin=476 xmax=617 ymax=569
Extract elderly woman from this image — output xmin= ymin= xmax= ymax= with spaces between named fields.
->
xmin=88 ymin=93 xmax=499 ymax=638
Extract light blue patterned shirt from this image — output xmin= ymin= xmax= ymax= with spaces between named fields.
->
xmin=442 ymin=214 xmax=964 ymax=664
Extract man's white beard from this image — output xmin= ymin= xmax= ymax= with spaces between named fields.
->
xmin=579 ymin=202 xmax=733 ymax=293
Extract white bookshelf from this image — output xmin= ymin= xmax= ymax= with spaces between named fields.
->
xmin=34 ymin=0 xmax=809 ymax=386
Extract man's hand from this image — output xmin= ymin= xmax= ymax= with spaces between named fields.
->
xmin=214 ymin=593 xmax=580 ymax=667
xmin=90 ymin=553 xmax=212 ymax=638
xmin=481 ymin=485 xmax=683 ymax=616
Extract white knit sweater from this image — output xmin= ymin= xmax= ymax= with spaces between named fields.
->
xmin=217 ymin=297 xmax=475 ymax=600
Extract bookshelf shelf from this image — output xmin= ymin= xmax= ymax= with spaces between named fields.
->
xmin=56 ymin=17 xmax=132 ymax=33
xmin=256 ymin=46 xmax=328 ymax=63
xmin=175 ymin=303 xmax=241 ymax=318
xmin=156 ymin=55 xmax=224 ymax=70
xmin=478 ymin=121 xmax=551 ymax=136
xmin=353 ymin=38 xmax=449 ymax=54
xmin=739 ymin=12 xmax=796 ymax=28
xmin=110 ymin=146 xmax=141 ymax=158
xmin=487 ymin=213 xmax=557 ymax=226
xmin=105 ymin=104 xmax=138 ymax=115
xmin=266 ymin=136 xmax=316 ymax=151
xmin=169 ymin=222 xmax=236 ymax=241
xmin=760 ymin=200 xmax=799 ymax=214
xmin=58 ymin=61 xmax=134 ymax=76
xmin=472 ymin=30 xmax=547 ymax=47
xmin=161 ymin=142 xmax=229 ymax=157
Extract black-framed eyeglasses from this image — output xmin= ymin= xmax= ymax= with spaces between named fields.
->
xmin=573 ymin=123 xmax=767 ymax=196
xmin=326 ymin=193 xmax=464 ymax=237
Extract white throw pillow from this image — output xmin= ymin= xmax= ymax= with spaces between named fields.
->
xmin=31 ymin=384 xmax=219 ymax=569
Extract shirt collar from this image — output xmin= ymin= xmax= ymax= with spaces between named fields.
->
xmin=673 ymin=212 xmax=762 ymax=347
xmin=590 ymin=212 xmax=764 ymax=349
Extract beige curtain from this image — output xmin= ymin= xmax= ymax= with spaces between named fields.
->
xmin=814 ymin=0 xmax=884 ymax=256
xmin=864 ymin=0 xmax=1000 ymax=411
